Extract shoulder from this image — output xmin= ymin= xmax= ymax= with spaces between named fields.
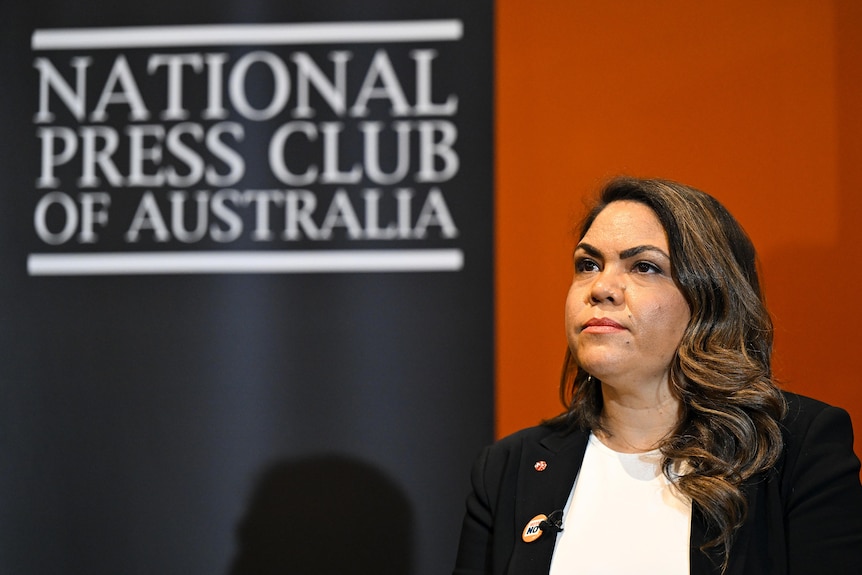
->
xmin=476 ymin=425 xmax=557 ymax=469
xmin=780 ymin=390 xmax=855 ymax=441
xmin=781 ymin=389 xmax=840 ymax=418
xmin=777 ymin=390 xmax=860 ymax=487
xmin=769 ymin=392 xmax=862 ymax=571
xmin=483 ymin=423 xmax=583 ymax=459
xmin=471 ymin=424 xmax=584 ymax=480
xmin=492 ymin=425 xmax=561 ymax=449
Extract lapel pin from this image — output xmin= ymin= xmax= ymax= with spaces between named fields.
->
xmin=534 ymin=460 xmax=547 ymax=471
xmin=522 ymin=510 xmax=564 ymax=543
xmin=522 ymin=514 xmax=548 ymax=543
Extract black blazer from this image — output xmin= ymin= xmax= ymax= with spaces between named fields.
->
xmin=453 ymin=392 xmax=862 ymax=574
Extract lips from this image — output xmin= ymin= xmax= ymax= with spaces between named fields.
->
xmin=582 ymin=317 xmax=626 ymax=333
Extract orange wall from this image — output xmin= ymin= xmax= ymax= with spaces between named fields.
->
xmin=496 ymin=0 xmax=862 ymax=463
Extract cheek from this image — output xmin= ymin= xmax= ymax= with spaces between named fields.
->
xmin=564 ymin=286 xmax=582 ymax=334
xmin=652 ymin=299 xmax=690 ymax=346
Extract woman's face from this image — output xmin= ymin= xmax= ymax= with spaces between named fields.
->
xmin=565 ymin=200 xmax=691 ymax=393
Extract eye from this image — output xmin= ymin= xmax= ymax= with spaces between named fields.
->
xmin=575 ymin=257 xmax=600 ymax=273
xmin=633 ymin=261 xmax=662 ymax=274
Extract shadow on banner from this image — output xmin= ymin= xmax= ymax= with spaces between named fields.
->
xmin=228 ymin=454 xmax=413 ymax=574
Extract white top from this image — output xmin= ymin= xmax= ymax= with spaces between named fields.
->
xmin=548 ymin=433 xmax=692 ymax=575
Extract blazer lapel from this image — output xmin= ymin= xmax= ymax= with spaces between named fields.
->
xmin=690 ymin=480 xmax=762 ymax=575
xmin=506 ymin=428 xmax=590 ymax=575
xmin=690 ymin=505 xmax=722 ymax=575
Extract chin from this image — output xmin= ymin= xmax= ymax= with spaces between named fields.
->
xmin=575 ymin=348 xmax=623 ymax=376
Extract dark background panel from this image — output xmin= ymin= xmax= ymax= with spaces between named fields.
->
xmin=0 ymin=2 xmax=493 ymax=574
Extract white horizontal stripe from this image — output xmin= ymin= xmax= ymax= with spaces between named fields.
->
xmin=27 ymin=249 xmax=464 ymax=276
xmin=32 ymin=20 xmax=463 ymax=50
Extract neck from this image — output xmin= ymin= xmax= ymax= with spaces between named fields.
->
xmin=596 ymin=381 xmax=681 ymax=453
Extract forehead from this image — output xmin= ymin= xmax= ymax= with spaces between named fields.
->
xmin=581 ymin=201 xmax=668 ymax=249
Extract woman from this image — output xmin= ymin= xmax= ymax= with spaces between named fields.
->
xmin=453 ymin=177 xmax=862 ymax=574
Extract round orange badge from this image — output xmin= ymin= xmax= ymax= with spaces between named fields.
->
xmin=521 ymin=514 xmax=547 ymax=543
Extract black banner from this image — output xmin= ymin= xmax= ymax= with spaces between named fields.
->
xmin=0 ymin=2 xmax=493 ymax=573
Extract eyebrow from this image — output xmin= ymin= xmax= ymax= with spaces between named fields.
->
xmin=576 ymin=242 xmax=671 ymax=261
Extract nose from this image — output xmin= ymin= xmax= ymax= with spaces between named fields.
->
xmin=587 ymin=269 xmax=625 ymax=305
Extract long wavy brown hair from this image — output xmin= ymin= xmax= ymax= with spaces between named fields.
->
xmin=551 ymin=177 xmax=787 ymax=571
